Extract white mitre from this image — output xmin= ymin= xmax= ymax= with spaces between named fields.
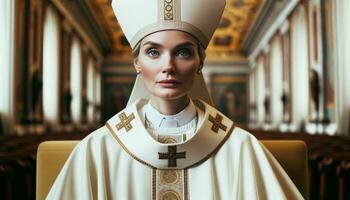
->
xmin=111 ymin=0 xmax=226 ymax=105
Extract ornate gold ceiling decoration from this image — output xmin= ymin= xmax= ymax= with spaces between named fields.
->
xmin=88 ymin=0 xmax=129 ymax=52
xmin=89 ymin=0 xmax=262 ymax=59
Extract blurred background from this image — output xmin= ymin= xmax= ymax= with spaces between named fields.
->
xmin=0 ymin=0 xmax=349 ymax=199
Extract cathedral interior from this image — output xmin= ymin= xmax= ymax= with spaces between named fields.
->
xmin=1 ymin=0 xmax=350 ymax=199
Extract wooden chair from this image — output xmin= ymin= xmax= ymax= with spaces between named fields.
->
xmin=36 ymin=140 xmax=308 ymax=200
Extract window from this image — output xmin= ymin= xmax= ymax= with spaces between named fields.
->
xmin=70 ymin=37 xmax=83 ymax=124
xmin=42 ymin=6 xmax=60 ymax=123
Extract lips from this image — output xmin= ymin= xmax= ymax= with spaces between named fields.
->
xmin=158 ymin=79 xmax=180 ymax=84
xmin=157 ymin=79 xmax=180 ymax=87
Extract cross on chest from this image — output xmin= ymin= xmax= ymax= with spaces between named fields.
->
xmin=158 ymin=146 xmax=186 ymax=167
xmin=208 ymin=113 xmax=227 ymax=133
xmin=116 ymin=112 xmax=135 ymax=132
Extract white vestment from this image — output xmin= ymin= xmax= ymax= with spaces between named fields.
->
xmin=47 ymin=99 xmax=304 ymax=200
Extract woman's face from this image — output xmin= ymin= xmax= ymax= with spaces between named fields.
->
xmin=134 ymin=30 xmax=201 ymax=101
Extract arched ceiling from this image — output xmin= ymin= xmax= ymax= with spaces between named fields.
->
xmin=89 ymin=0 xmax=263 ymax=60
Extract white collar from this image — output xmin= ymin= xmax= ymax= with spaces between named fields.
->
xmin=145 ymin=100 xmax=197 ymax=128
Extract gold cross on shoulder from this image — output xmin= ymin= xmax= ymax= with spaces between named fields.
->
xmin=208 ymin=113 xmax=227 ymax=133
xmin=116 ymin=112 xmax=135 ymax=132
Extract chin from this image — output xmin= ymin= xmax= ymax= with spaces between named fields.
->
xmin=153 ymin=90 xmax=188 ymax=100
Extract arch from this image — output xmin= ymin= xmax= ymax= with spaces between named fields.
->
xmin=42 ymin=6 xmax=60 ymax=124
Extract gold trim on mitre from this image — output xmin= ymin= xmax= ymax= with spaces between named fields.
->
xmin=161 ymin=0 xmax=180 ymax=22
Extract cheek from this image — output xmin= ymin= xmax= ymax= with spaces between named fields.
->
xmin=178 ymin=62 xmax=199 ymax=90
xmin=179 ymin=61 xmax=199 ymax=76
xmin=140 ymin=62 xmax=159 ymax=82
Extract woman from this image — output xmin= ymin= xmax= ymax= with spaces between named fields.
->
xmin=47 ymin=0 xmax=304 ymax=199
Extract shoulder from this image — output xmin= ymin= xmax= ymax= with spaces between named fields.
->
xmin=80 ymin=126 xmax=111 ymax=144
xmin=216 ymin=125 xmax=260 ymax=150
xmin=230 ymin=126 xmax=258 ymax=142
xmin=72 ymin=125 xmax=121 ymax=155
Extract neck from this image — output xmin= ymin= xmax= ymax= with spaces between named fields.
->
xmin=149 ymin=95 xmax=190 ymax=115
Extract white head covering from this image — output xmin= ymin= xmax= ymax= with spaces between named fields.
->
xmin=111 ymin=0 xmax=226 ymax=105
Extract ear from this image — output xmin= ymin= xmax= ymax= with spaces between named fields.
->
xmin=199 ymin=60 xmax=204 ymax=70
xmin=133 ymin=58 xmax=141 ymax=73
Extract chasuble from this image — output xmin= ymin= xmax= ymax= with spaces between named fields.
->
xmin=47 ymin=99 xmax=304 ymax=200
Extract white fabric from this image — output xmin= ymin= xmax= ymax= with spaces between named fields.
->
xmin=145 ymin=116 xmax=198 ymax=141
xmin=112 ymin=0 xmax=158 ymax=48
xmin=111 ymin=0 xmax=226 ymax=49
xmin=47 ymin=99 xmax=303 ymax=199
xmin=141 ymin=100 xmax=200 ymax=143
xmin=145 ymin=114 xmax=198 ymax=135
xmin=143 ymin=99 xmax=196 ymax=128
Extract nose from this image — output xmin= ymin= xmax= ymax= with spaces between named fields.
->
xmin=161 ymin=54 xmax=176 ymax=74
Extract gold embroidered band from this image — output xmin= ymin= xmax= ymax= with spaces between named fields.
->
xmin=153 ymin=136 xmax=188 ymax=200
xmin=164 ymin=0 xmax=174 ymax=20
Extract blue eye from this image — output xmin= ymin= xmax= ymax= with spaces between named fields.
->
xmin=147 ymin=49 xmax=160 ymax=57
xmin=176 ymin=48 xmax=192 ymax=58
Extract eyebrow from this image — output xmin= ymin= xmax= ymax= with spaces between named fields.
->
xmin=142 ymin=41 xmax=196 ymax=48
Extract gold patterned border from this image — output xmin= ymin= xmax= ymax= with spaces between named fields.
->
xmin=164 ymin=0 xmax=174 ymax=20
xmin=152 ymin=169 xmax=189 ymax=200
xmin=152 ymin=168 xmax=156 ymax=200
xmin=184 ymin=169 xmax=188 ymax=200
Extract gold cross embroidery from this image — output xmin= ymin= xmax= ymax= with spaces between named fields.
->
xmin=158 ymin=146 xmax=186 ymax=167
xmin=208 ymin=114 xmax=227 ymax=133
xmin=116 ymin=112 xmax=135 ymax=132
